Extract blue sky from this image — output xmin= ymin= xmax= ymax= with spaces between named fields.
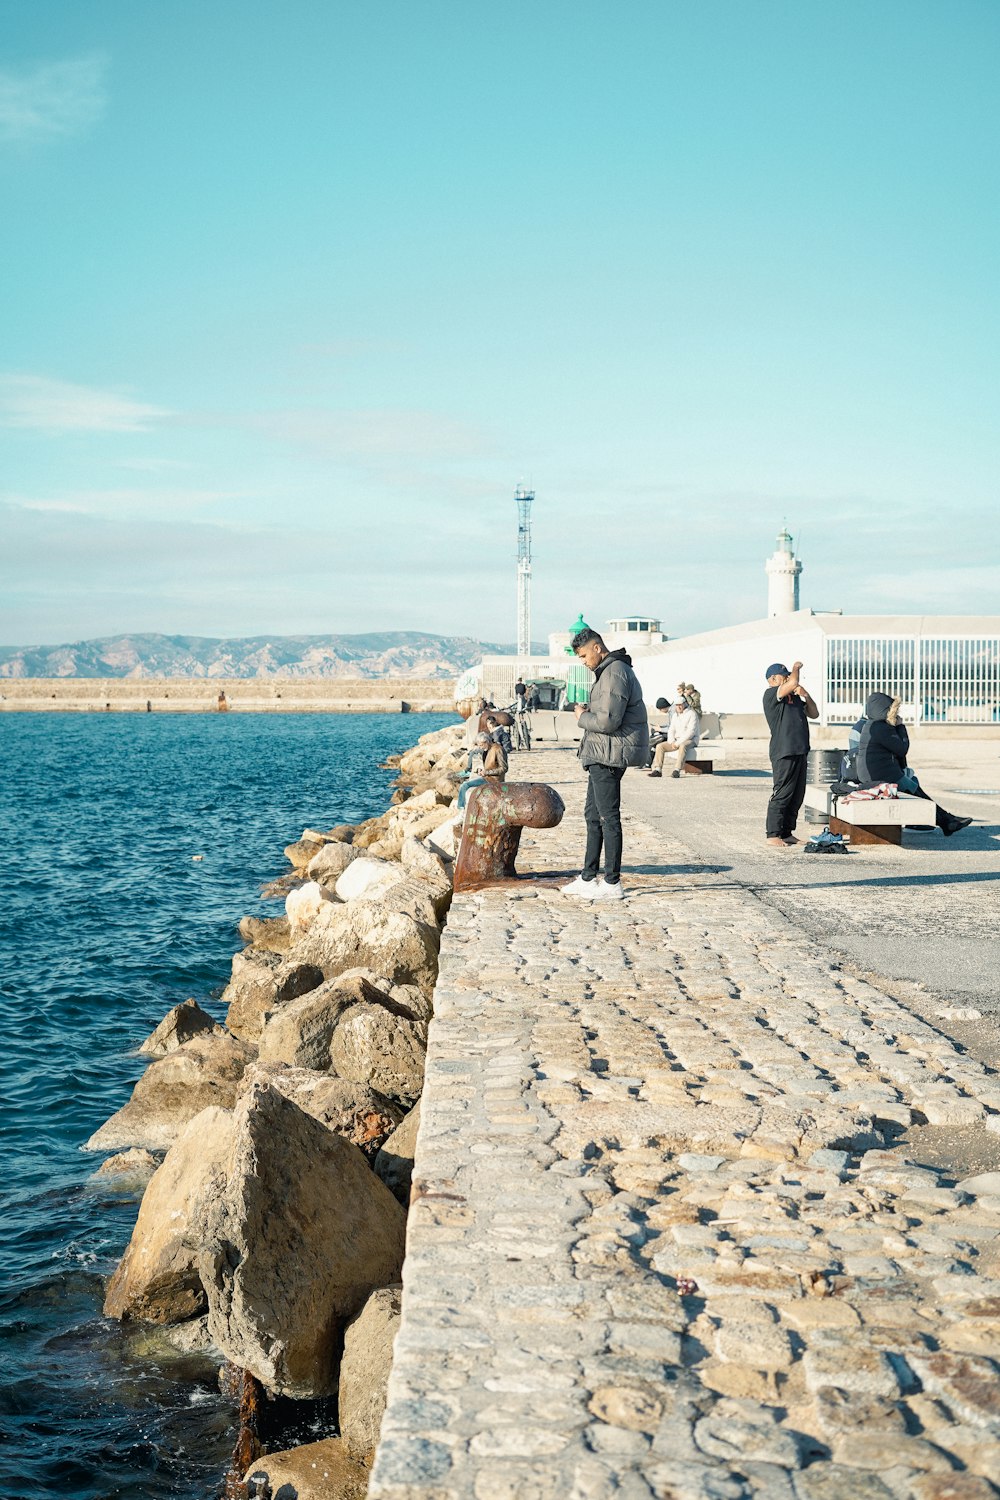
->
xmin=2 ymin=1 xmax=998 ymax=646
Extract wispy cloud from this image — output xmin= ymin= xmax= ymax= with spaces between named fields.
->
xmin=0 ymin=54 xmax=108 ymax=143
xmin=250 ymin=407 xmax=490 ymax=463
xmin=6 ymin=488 xmax=243 ymax=519
xmin=0 ymin=375 xmax=171 ymax=434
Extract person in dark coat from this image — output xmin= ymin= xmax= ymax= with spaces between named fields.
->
xmin=562 ymin=627 xmax=649 ymax=901
xmin=857 ymin=694 xmax=972 ymax=837
xmin=763 ymin=661 xmax=818 ymax=847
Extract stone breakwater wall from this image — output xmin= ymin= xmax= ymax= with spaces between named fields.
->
xmin=370 ymin=747 xmax=1000 ymax=1500
xmin=88 ymin=719 xmax=471 ymax=1495
xmin=0 ymin=677 xmax=455 ymax=713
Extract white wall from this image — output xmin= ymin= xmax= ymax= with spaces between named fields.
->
xmin=630 ymin=620 xmax=825 ymax=718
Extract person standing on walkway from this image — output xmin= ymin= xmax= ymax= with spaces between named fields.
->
xmin=763 ymin=661 xmax=818 ymax=847
xmin=562 ymin=627 xmax=649 ymax=901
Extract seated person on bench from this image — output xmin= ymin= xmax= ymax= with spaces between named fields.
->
xmin=648 ymin=694 xmax=700 ymax=778
xmin=857 ymin=693 xmax=972 ymax=838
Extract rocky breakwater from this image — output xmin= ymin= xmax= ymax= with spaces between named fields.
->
xmin=89 ymin=720 xmax=469 ymax=1498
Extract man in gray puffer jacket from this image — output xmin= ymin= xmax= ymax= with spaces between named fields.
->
xmin=563 ymin=627 xmax=649 ymax=902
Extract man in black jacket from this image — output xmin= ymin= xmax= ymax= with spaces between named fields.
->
xmin=763 ymin=661 xmax=818 ymax=848
xmin=562 ymin=627 xmax=648 ymax=902
xmin=857 ymin=693 xmax=972 ymax=837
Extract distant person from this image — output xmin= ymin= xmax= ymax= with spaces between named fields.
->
xmin=527 ymin=684 xmax=541 ymax=711
xmin=562 ymin=627 xmax=648 ymax=902
xmin=683 ymin=682 xmax=702 ymax=717
xmin=763 ymin=661 xmax=818 ymax=848
xmin=514 ymin=677 xmax=527 ymax=706
xmin=648 ymin=693 xmax=700 ymax=778
xmin=646 ymin=697 xmax=672 ymax=767
xmin=857 ymin=694 xmax=972 ymax=838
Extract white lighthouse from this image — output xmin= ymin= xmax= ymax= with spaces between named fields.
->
xmin=765 ymin=526 xmax=802 ymax=616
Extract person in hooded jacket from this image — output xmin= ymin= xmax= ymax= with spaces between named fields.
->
xmin=562 ymin=627 xmax=649 ymax=902
xmin=857 ymin=693 xmax=972 ymax=837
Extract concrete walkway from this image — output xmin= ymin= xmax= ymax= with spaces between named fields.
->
xmin=370 ymin=747 xmax=1000 ymax=1500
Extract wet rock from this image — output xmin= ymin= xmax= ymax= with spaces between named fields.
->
xmin=339 ymin=1284 xmax=403 ymax=1464
xmin=295 ymin=900 xmax=440 ymax=998
xmin=223 ymin=950 xmax=324 ymax=1044
xmin=85 ymin=1033 xmax=253 ymax=1152
xmin=243 ymin=1436 xmax=369 ymax=1500
xmin=104 ymin=1106 xmax=234 ymax=1323
xmin=200 ymin=1081 xmax=406 ymax=1397
xmin=242 ymin=1062 xmax=404 ymax=1157
xmin=330 ymin=1003 xmax=427 ymax=1105
xmin=139 ymin=999 xmax=223 ymax=1057
xmin=374 ymin=1100 xmax=421 ymax=1204
xmin=92 ymin=1147 xmax=161 ymax=1189
xmin=237 ymin=915 xmax=292 ymax=953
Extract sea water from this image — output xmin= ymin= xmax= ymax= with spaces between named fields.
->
xmin=0 ymin=711 xmax=455 ymax=1499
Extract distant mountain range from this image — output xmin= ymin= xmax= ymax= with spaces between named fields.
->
xmin=0 ymin=632 xmax=546 ymax=680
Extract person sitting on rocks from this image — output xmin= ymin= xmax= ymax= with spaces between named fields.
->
xmin=857 ymin=693 xmax=972 ymax=838
xmin=481 ymin=732 xmax=508 ymax=783
xmin=648 ymin=694 xmax=700 ymax=778
xmin=485 ymin=714 xmax=513 ymax=757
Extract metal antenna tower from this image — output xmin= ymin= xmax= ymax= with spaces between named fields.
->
xmin=515 ymin=485 xmax=534 ymax=657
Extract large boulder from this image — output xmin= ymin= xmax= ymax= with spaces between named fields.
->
xmin=237 ymin=915 xmax=292 ymax=953
xmin=256 ymin=979 xmax=359 ymax=1071
xmin=104 ymin=1106 xmax=234 ymax=1324
xmin=334 ymin=856 xmax=406 ymax=904
xmin=283 ymin=834 xmax=326 ymax=869
xmin=295 ymin=901 xmax=439 ymax=998
xmin=257 ymin=968 xmax=421 ymax=1072
xmin=330 ymin=1004 xmax=427 ymax=1105
xmin=139 ymin=999 xmax=222 ymax=1058
xmin=242 ymin=1062 xmax=404 ymax=1157
xmin=285 ymin=880 xmax=338 ymax=938
xmin=223 ymin=951 xmax=324 ymax=1044
xmin=199 ymin=1081 xmax=406 ymax=1397
xmin=86 ymin=1033 xmax=254 ymax=1153
xmin=339 ymin=1285 xmax=403 ymax=1464
xmin=243 ymin=1437 xmax=369 ymax=1500
xmin=401 ymin=834 xmax=451 ymax=885
xmin=306 ymin=841 xmax=357 ymax=884
xmin=373 ymin=1100 xmax=421 ymax=1205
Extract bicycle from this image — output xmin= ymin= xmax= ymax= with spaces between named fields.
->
xmin=505 ymin=702 xmax=532 ymax=753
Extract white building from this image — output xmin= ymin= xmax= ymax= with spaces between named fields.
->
xmin=458 ymin=530 xmax=1000 ymax=727
xmin=630 ymin=613 xmax=1000 ymax=726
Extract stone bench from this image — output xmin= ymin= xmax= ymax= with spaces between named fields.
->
xmin=804 ymin=784 xmax=938 ymax=846
xmin=683 ymin=742 xmax=726 ymax=775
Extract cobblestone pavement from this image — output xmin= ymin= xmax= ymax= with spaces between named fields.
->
xmin=370 ymin=748 xmax=1000 ymax=1500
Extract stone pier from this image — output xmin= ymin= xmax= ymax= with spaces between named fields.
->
xmin=370 ymin=747 xmax=1000 ymax=1500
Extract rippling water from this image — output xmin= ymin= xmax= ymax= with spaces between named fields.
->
xmin=0 ymin=711 xmax=454 ymax=1499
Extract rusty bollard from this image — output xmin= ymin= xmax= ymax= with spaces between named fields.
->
xmin=453 ymin=781 xmax=565 ymax=891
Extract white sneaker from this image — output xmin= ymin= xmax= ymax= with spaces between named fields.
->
xmin=561 ymin=874 xmax=601 ymax=898
xmin=593 ymin=879 xmax=626 ymax=902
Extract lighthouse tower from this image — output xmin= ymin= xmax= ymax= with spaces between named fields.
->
xmin=765 ymin=527 xmax=802 ymax=616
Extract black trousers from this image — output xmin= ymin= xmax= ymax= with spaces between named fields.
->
xmin=583 ymin=764 xmax=626 ymax=883
xmin=767 ymin=753 xmax=807 ymax=838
